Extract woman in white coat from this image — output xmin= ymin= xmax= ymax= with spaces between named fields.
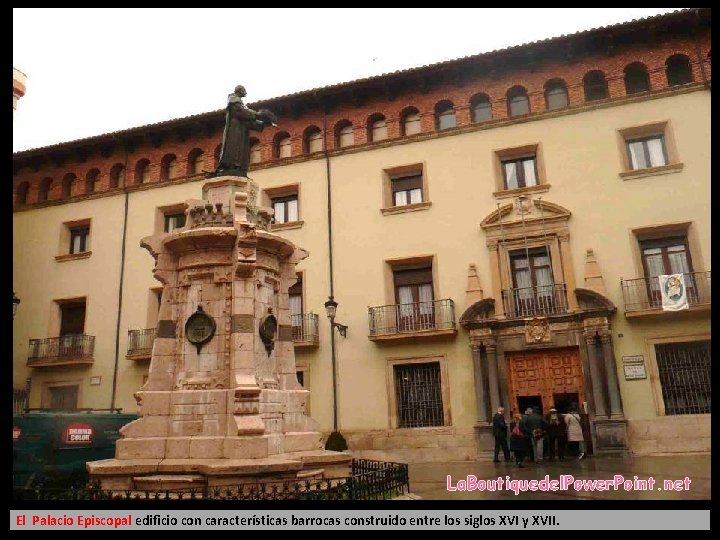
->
xmin=564 ymin=408 xmax=585 ymax=460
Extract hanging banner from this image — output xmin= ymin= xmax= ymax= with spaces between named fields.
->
xmin=658 ymin=274 xmax=688 ymax=311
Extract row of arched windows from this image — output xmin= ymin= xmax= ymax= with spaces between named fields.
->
xmin=14 ymin=54 xmax=701 ymax=207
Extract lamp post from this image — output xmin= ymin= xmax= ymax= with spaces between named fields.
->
xmin=324 ymin=295 xmax=348 ymax=451
xmin=13 ymin=292 xmax=20 ymax=320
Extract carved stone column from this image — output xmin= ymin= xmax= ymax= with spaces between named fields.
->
xmin=485 ymin=342 xmax=501 ymax=414
xmin=488 ymin=242 xmax=505 ymax=317
xmin=584 ymin=332 xmax=608 ymax=418
xmin=600 ymin=332 xmax=624 ymax=418
xmin=471 ymin=343 xmax=489 ymax=423
xmin=558 ymin=233 xmax=579 ymax=311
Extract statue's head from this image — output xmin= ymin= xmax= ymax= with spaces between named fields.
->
xmin=234 ymin=85 xmax=247 ymax=98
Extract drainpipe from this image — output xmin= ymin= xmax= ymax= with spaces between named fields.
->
xmin=321 ymin=103 xmax=347 ymax=451
xmin=110 ymin=141 xmax=130 ymax=411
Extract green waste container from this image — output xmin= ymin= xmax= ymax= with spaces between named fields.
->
xmin=12 ymin=410 xmax=138 ymax=488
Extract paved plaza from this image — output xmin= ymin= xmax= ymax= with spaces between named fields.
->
xmin=408 ymin=455 xmax=711 ymax=500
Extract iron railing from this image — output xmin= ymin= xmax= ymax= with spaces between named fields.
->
xmin=13 ymin=459 xmax=410 ymax=501
xmin=27 ymin=335 xmax=95 ymax=365
xmin=622 ymin=271 xmax=711 ymax=312
xmin=501 ymin=283 xmax=568 ymax=318
xmin=368 ymin=299 xmax=455 ymax=336
xmin=127 ymin=328 xmax=156 ymax=356
xmin=13 ymin=388 xmax=29 ymax=415
xmin=291 ymin=313 xmax=319 ymax=343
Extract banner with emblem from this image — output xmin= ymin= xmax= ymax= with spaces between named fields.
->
xmin=658 ymin=274 xmax=688 ymax=311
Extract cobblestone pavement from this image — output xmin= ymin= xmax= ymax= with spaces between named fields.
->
xmin=408 ymin=455 xmax=711 ymax=500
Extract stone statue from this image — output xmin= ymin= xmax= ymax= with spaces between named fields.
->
xmin=211 ymin=85 xmax=277 ymax=178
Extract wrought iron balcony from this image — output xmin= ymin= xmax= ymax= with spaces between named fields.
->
xmin=368 ymin=298 xmax=456 ymax=341
xmin=291 ymin=313 xmax=319 ymax=347
xmin=621 ymin=271 xmax=711 ymax=315
xmin=501 ymin=283 xmax=568 ymax=318
xmin=127 ymin=328 xmax=156 ymax=359
xmin=27 ymin=334 xmax=95 ymax=367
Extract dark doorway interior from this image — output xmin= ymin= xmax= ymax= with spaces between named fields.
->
xmin=553 ymin=392 xmax=579 ymax=413
xmin=517 ymin=395 xmax=543 ymax=416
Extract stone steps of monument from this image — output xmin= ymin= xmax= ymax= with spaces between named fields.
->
xmin=133 ymin=474 xmax=206 ymax=491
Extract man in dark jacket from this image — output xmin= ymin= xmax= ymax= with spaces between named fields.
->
xmin=544 ymin=407 xmax=566 ymax=461
xmin=492 ymin=406 xmax=510 ymax=463
xmin=521 ymin=407 xmax=547 ymax=463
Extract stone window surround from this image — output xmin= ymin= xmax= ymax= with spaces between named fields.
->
xmin=493 ymin=142 xmax=548 ymax=195
xmin=50 ymin=296 xmax=87 ymax=337
xmin=629 ymin=221 xmax=705 ymax=279
xmin=384 ymin=354 xmax=451 ymax=430
xmin=383 ymin=254 xmax=438 ymax=307
xmin=617 ymin=120 xmax=683 ymax=178
xmin=381 ymin=161 xmax=431 ymax=215
xmin=56 ymin=218 xmax=91 ymax=261
xmin=263 ymin=183 xmax=303 ymax=231
xmin=41 ymin=380 xmax=83 ymax=410
xmin=644 ymin=333 xmax=711 ymax=417
xmin=155 ymin=203 xmax=188 ymax=235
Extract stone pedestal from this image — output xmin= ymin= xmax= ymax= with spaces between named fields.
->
xmin=473 ymin=423 xmax=495 ymax=461
xmin=88 ymin=176 xmax=349 ymax=490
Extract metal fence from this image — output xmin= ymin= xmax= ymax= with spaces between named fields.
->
xmin=622 ymin=271 xmax=711 ymax=311
xmin=501 ymin=283 xmax=568 ymax=318
xmin=127 ymin=328 xmax=156 ymax=356
xmin=27 ymin=335 xmax=95 ymax=364
xmin=655 ymin=340 xmax=711 ymax=415
xmin=291 ymin=313 xmax=319 ymax=343
xmin=368 ymin=298 xmax=455 ymax=336
xmin=12 ymin=459 xmax=409 ymax=501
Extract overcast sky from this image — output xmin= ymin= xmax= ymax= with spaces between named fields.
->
xmin=13 ymin=8 xmax=680 ymax=153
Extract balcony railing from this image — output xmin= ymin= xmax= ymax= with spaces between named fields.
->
xmin=291 ymin=313 xmax=319 ymax=345
xmin=622 ymin=271 xmax=711 ymax=312
xmin=127 ymin=328 xmax=156 ymax=357
xmin=27 ymin=335 xmax=95 ymax=366
xmin=368 ymin=298 xmax=456 ymax=337
xmin=501 ymin=283 xmax=568 ymax=318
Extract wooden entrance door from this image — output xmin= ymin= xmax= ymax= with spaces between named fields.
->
xmin=506 ymin=347 xmax=586 ymax=416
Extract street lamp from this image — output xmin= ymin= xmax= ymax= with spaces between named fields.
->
xmin=13 ymin=292 xmax=20 ymax=320
xmin=324 ymin=295 xmax=348 ymax=451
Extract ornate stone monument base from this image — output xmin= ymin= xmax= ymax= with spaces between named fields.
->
xmin=88 ymin=176 xmax=349 ymax=490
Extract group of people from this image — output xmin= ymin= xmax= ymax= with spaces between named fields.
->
xmin=492 ymin=405 xmax=586 ymax=467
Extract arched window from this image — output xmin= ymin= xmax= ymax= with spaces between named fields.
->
xmin=401 ymin=107 xmax=421 ymax=136
xmin=544 ymin=79 xmax=569 ymax=110
xmin=62 ymin=173 xmax=76 ymax=198
xmin=214 ymin=144 xmax=222 ymax=170
xmin=367 ymin=114 xmax=387 ymax=142
xmin=435 ymin=100 xmax=456 ymax=130
xmin=666 ymin=54 xmax=694 ymax=86
xmin=187 ymin=148 xmax=205 ymax=176
xmin=85 ymin=168 xmax=100 ymax=194
xmin=304 ymin=126 xmax=323 ymax=153
xmin=39 ymin=178 xmax=53 ymax=202
xmin=135 ymin=159 xmax=151 ymax=184
xmin=507 ymin=86 xmax=530 ymax=117
xmin=335 ymin=121 xmax=354 ymax=148
xmin=274 ymin=132 xmax=292 ymax=158
xmin=249 ymin=138 xmax=261 ymax=163
xmin=583 ymin=70 xmax=609 ymax=101
xmin=109 ymin=163 xmax=125 ymax=189
xmin=624 ymin=62 xmax=650 ymax=94
xmin=160 ymin=154 xmax=177 ymax=181
xmin=470 ymin=94 xmax=492 ymax=123
xmin=16 ymin=182 xmax=29 ymax=205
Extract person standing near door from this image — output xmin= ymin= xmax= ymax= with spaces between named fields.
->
xmin=564 ymin=407 xmax=585 ymax=460
xmin=544 ymin=408 xmax=566 ymax=461
xmin=521 ymin=407 xmax=546 ymax=463
xmin=509 ymin=413 xmax=527 ymax=468
xmin=492 ymin=407 xmax=511 ymax=463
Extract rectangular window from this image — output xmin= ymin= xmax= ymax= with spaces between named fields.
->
xmin=655 ymin=341 xmax=711 ymax=415
xmin=502 ymin=157 xmax=538 ymax=190
xmin=289 ymin=274 xmax=303 ymax=340
xmin=640 ymin=235 xmax=695 ymax=307
xmin=69 ymin=227 xmax=89 ymax=254
xmin=394 ymin=362 xmax=444 ymax=428
xmin=391 ymin=173 xmax=423 ymax=206
xmin=49 ymin=385 xmax=79 ymax=410
xmin=164 ymin=212 xmax=186 ymax=233
xmin=507 ymin=248 xmax=561 ymax=317
xmin=272 ymin=195 xmax=299 ymax=224
xmin=296 ymin=371 xmax=305 ymax=387
xmin=393 ymin=265 xmax=434 ymax=331
xmin=60 ymin=301 xmax=86 ymax=336
xmin=627 ymin=135 xmax=668 ymax=170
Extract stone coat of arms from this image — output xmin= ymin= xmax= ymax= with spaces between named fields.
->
xmin=525 ymin=316 xmax=551 ymax=344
